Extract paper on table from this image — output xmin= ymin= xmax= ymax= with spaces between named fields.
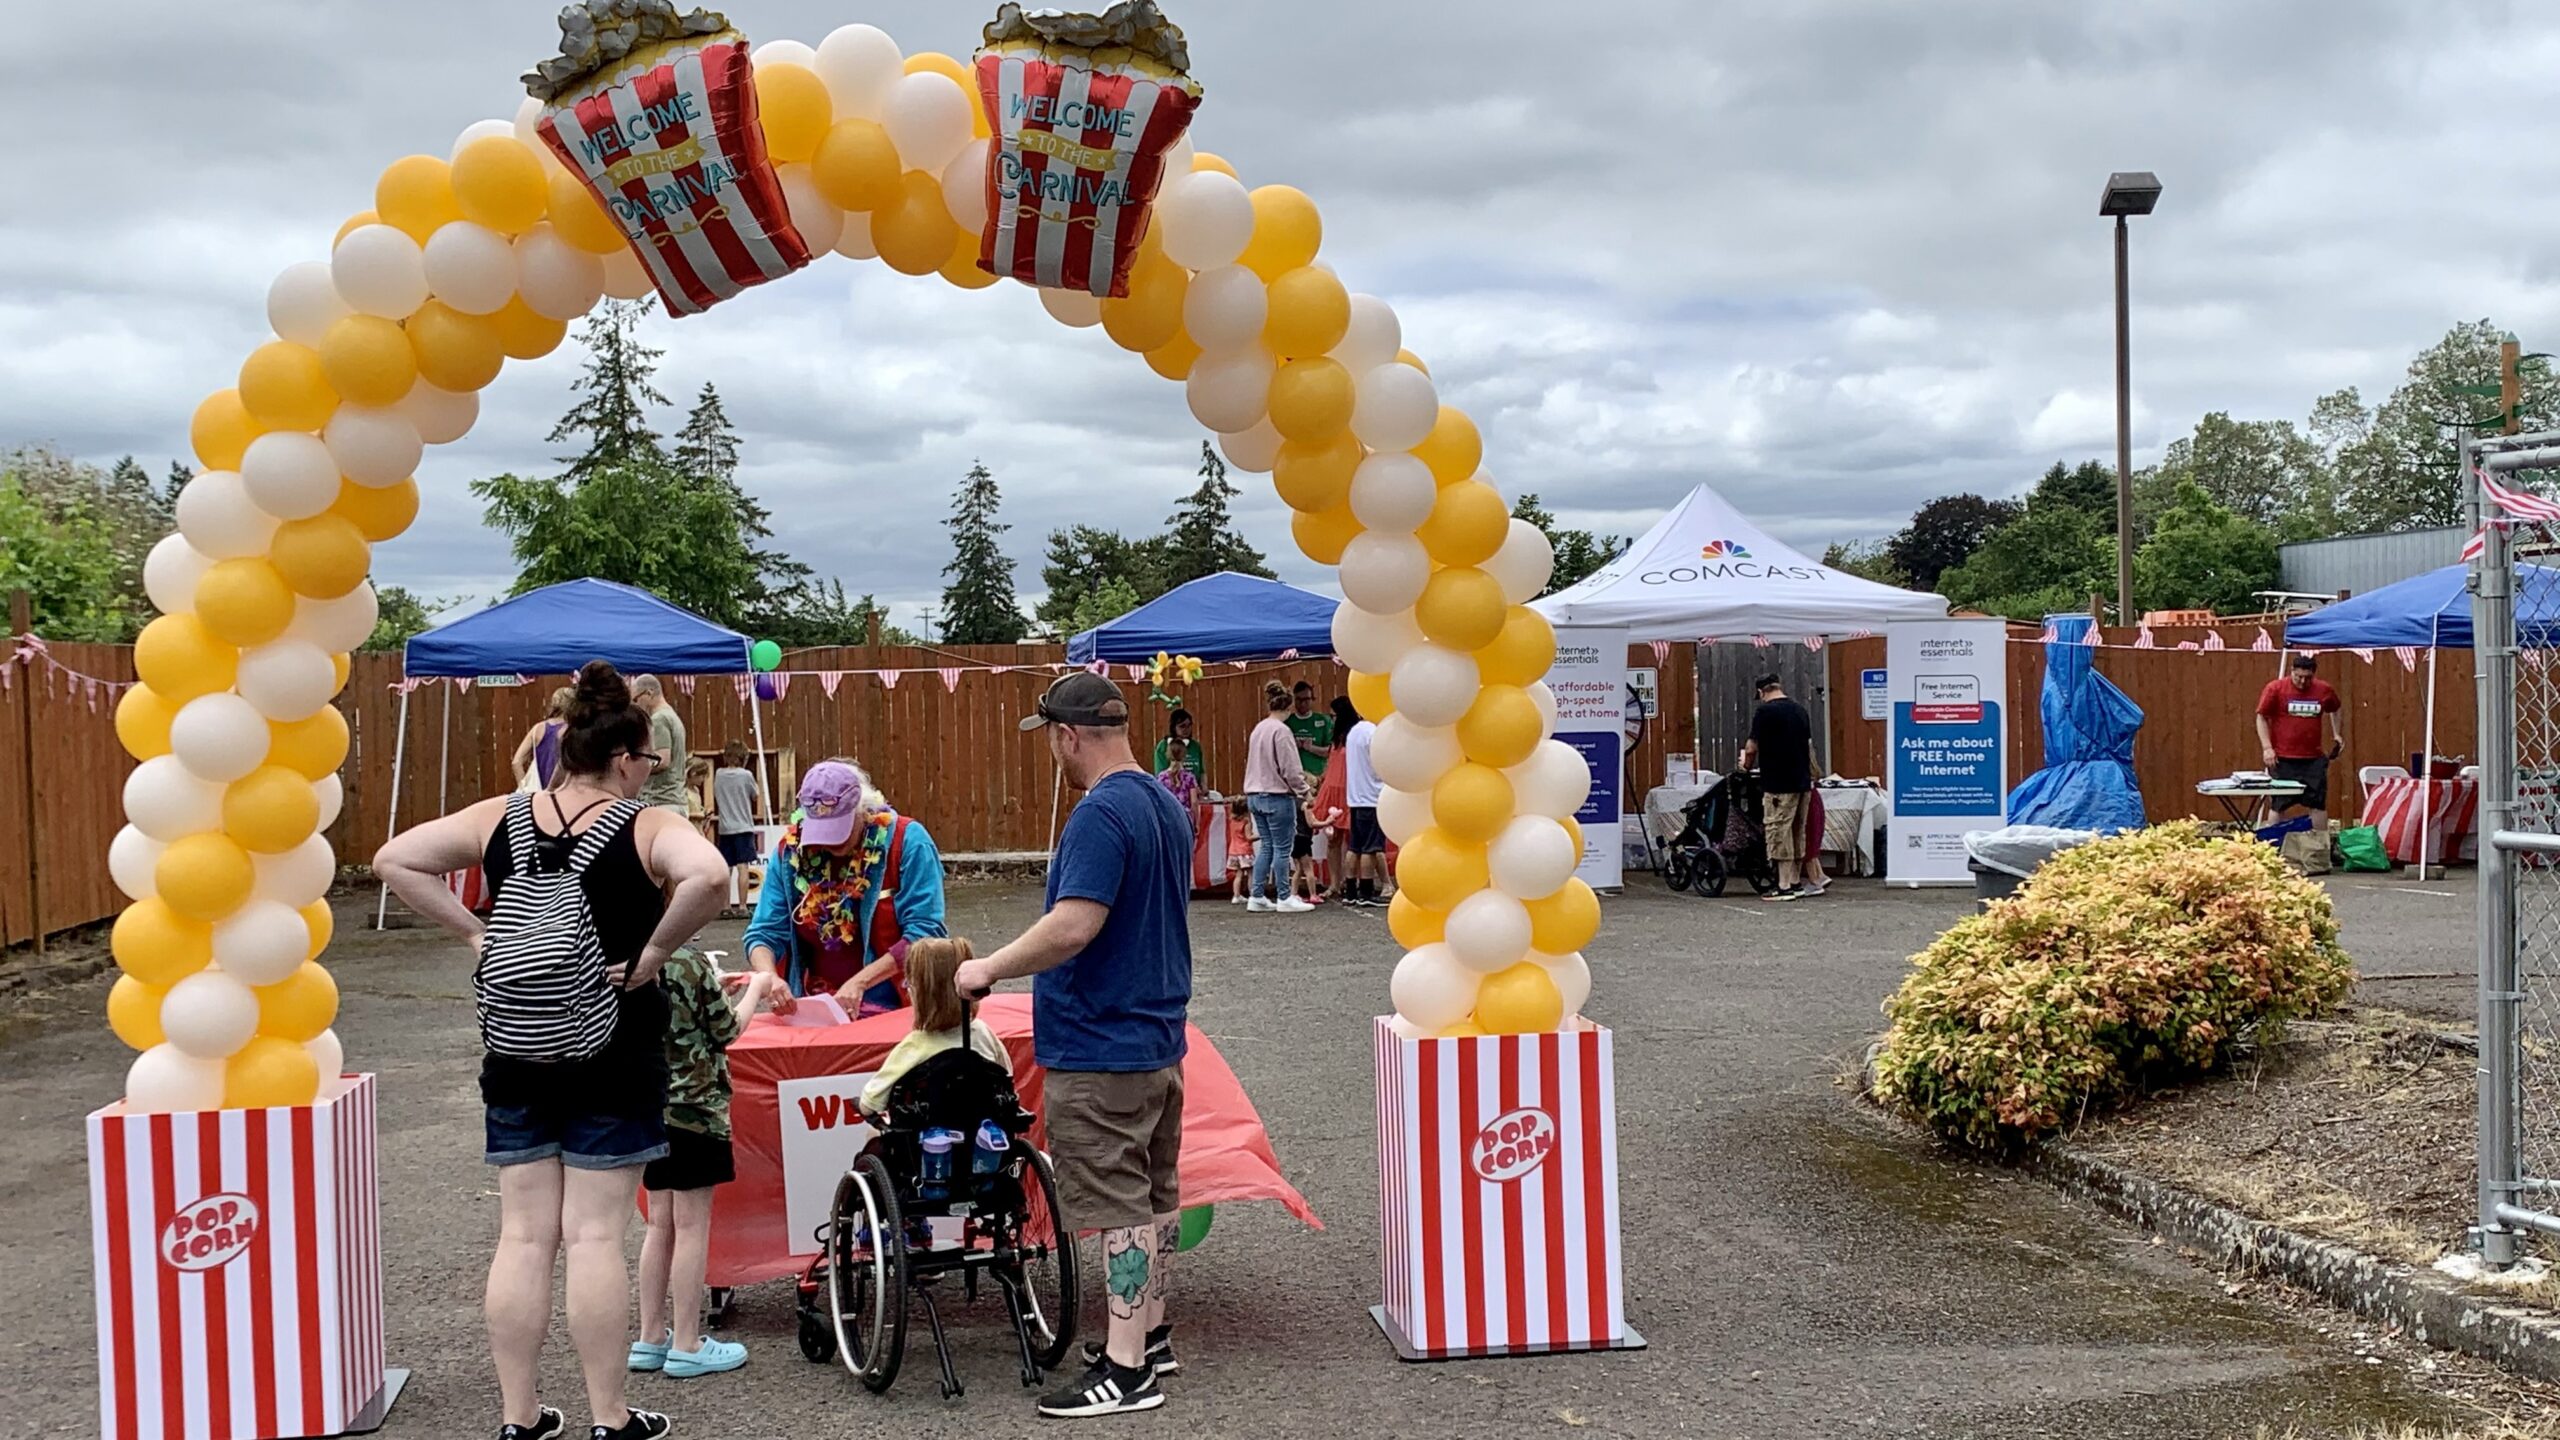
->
xmin=756 ymin=993 xmax=850 ymax=1029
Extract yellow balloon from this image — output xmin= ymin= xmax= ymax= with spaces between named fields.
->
xmin=1388 ymin=890 xmax=1446 ymax=948
xmin=1418 ymin=480 xmax=1510 ymax=568
xmin=155 ymin=833 xmax=257 ymax=923
xmin=108 ymin=974 xmax=169 ymax=1052
xmin=755 ymin=62 xmax=833 ymax=164
xmin=451 ymin=136 xmax=549 ymax=234
xmin=1347 ymin=669 xmax=1395 ymax=722
xmin=269 ymin=706 xmax=351 ymax=781
xmin=238 ymin=341 xmax=339 ymax=431
xmin=940 ymin=230 xmax=999 ymax=289
xmin=1291 ymin=503 xmax=1362 ymax=566
xmin=113 ymin=899 xmax=213 ymax=987
xmin=1414 ymin=567 xmax=1508 ymax=652
xmin=487 ymin=297 xmax=569 ymax=360
xmin=1192 ymin=151 xmax=1238 ymax=178
xmin=546 ymin=168 xmax=629 ymax=253
xmin=134 ymin=614 xmax=241 ymax=702
xmin=318 ymin=314 xmax=419 ymax=407
xmin=873 ymin=171 xmax=959 ymax=277
xmin=1431 ymin=763 xmax=1515 ymax=843
xmin=225 ymin=765 xmax=323 ymax=854
xmin=254 ymin=962 xmax=340 ymax=1043
xmin=905 ymin=50 xmax=972 ymax=84
xmin=1101 ymin=254 xmax=1190 ymax=352
xmin=1442 ymin=1019 xmax=1487 ymax=1038
xmin=1412 ymin=407 xmax=1483 ymax=487
xmin=190 ymin=390 xmax=263 ymax=471
xmin=375 ymin=154 xmax=464 ymax=243
xmin=330 ymin=652 xmax=351 ymax=694
xmin=225 ymin=1035 xmax=322 ymax=1109
xmin=332 ymin=477 xmax=419 ymax=543
xmin=193 ymin=558 xmax=297 ymax=647
xmin=1273 ymin=430 xmax=1362 ymax=513
xmin=1266 ymin=356 xmax=1355 ymax=441
xmin=116 ymin=684 xmax=180 ymax=762
xmin=334 ymin=211 xmax=381 ymax=247
xmin=812 ymin=118 xmax=904 ymax=211
xmin=1456 ymin=684 xmax=1542 ymax=769
xmin=1397 ymin=349 xmax=1431 ymax=375
xmin=407 ymin=301 xmax=505 ymax=392
xmin=1393 ymin=828 xmax=1490 ymax=911
xmin=1560 ymin=814 xmax=1584 ymax=858
xmin=1473 ymin=961 xmax=1564 ymax=1035
xmin=1262 ymin=266 xmax=1350 ymax=359
xmin=1237 ymin=185 xmax=1321 ymax=280
xmin=267 ymin=515 xmax=371 ymax=600
xmin=301 ymin=897 xmax=335 ymax=959
xmin=1145 ymin=330 xmax=1202 ymax=381
xmin=1526 ymin=879 xmax=1601 ymax=955
xmin=1476 ymin=606 xmax=1557 ymax=687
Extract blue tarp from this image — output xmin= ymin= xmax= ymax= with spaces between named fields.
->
xmin=1066 ymin=572 xmax=1339 ymax=664
xmin=2007 ymin=613 xmax=2147 ymax=832
xmin=403 ymin=578 xmax=751 ymax=678
xmin=2282 ymin=561 xmax=2560 ymax=650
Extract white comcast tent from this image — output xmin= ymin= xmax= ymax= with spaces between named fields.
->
xmin=1534 ymin=483 xmax=1948 ymax=640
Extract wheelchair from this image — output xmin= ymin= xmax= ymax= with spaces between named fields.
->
xmin=794 ymin=1044 xmax=1082 ymax=1400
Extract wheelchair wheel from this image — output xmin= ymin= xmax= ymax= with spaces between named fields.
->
xmin=828 ymin=1153 xmax=907 ymax=1393
xmin=797 ymin=1312 xmax=836 ymax=1364
xmin=1663 ymin=847 xmax=1695 ymax=893
xmin=1002 ymin=1147 xmax=1081 ymax=1373
xmin=1692 ymin=848 xmax=1728 ymax=898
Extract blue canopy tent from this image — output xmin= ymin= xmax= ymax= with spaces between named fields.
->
xmin=1066 ymin=572 xmax=1341 ymax=664
xmin=377 ymin=579 xmax=762 ymax=926
xmin=2008 ymin=614 xmax=2146 ymax=832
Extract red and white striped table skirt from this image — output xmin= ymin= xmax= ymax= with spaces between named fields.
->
xmin=1371 ymin=1017 xmax=1642 ymax=1359
xmin=88 ymin=1075 xmax=386 ymax=1440
xmin=2362 ymin=775 xmax=2480 ymax=865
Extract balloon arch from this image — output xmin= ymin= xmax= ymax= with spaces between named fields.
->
xmin=104 ymin=9 xmax=1599 ymax=1113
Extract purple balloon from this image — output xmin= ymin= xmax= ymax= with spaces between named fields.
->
xmin=755 ymin=674 xmax=780 ymax=702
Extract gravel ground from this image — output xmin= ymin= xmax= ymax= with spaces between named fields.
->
xmin=0 ymin=873 xmax=2519 ymax=1439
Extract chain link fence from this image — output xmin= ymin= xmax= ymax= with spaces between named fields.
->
xmin=2505 ymin=530 xmax=2560 ymax=1198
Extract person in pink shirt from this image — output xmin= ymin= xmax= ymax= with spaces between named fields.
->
xmin=1241 ymin=681 xmax=1313 ymax=913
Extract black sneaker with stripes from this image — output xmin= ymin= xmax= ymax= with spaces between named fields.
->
xmin=1037 ymin=1355 xmax=1163 ymax=1417
xmin=1082 ymin=1323 xmax=1179 ymax=1376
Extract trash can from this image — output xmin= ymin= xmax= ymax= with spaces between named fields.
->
xmin=1963 ymin=826 xmax=2101 ymax=908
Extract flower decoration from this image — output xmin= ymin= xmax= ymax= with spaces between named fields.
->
xmin=1143 ymin=651 xmax=1204 ymax=708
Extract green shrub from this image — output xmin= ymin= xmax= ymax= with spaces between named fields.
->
xmin=1872 ymin=822 xmax=2354 ymax=1148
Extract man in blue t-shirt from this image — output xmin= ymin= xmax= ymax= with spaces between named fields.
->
xmin=957 ymin=672 xmax=1193 ymax=1418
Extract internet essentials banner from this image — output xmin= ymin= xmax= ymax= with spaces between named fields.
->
xmin=1885 ymin=619 xmax=2008 ymax=885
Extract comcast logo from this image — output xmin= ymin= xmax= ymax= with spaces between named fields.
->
xmin=1699 ymin=540 xmax=1752 ymax=560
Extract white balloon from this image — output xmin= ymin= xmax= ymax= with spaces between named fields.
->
xmin=330 ymin=224 xmax=430 ymax=320
xmin=1331 ymin=602 xmax=1425 ymax=676
xmin=882 ymin=72 xmax=974 ymax=173
xmin=143 ymin=534 xmax=214 ymax=615
xmin=816 ymin=23 xmax=903 ymax=118
xmin=939 ymin=140 xmax=991 ymax=235
xmin=513 ymin=224 xmax=606 ymax=321
xmin=170 ymin=693 xmax=273 ymax=784
xmin=239 ymin=433 xmax=341 ymax=521
xmin=1445 ymin=889 xmax=1533 ymax=973
xmin=1338 ymin=531 xmax=1431 ymax=613
xmin=1485 ymin=519 xmax=1557 ymax=605
xmin=601 ymin=247 xmax=655 ymax=300
xmin=1164 ymin=131 xmax=1197 ymax=178
xmin=1509 ymin=740 xmax=1593 ymax=821
xmin=775 ymin=163 xmax=844 ymax=253
xmin=110 ymin=826 xmax=167 ymax=901
xmin=1389 ymin=644 xmax=1481 ymax=728
xmin=1185 ymin=347 xmax=1275 ymax=433
xmin=1040 ymin=286 xmax=1101 ymax=327
xmin=1382 ymin=1014 xmax=1429 ymax=1041
xmin=1391 ymin=944 xmax=1480 ymax=1032
xmin=450 ymin=117 xmax=516 ymax=161
xmin=1348 ymin=453 xmax=1437 ymax=534
xmin=750 ymin=38 xmax=818 ymax=68
xmin=308 ymin=1028 xmax=346 ymax=1085
xmin=1182 ymin=265 xmax=1267 ymax=354
xmin=397 ymin=382 xmax=479 ymax=446
xmin=1376 ymin=784 xmax=1434 ymax=846
xmin=1331 ymin=294 xmax=1402 ymax=375
xmin=1352 ymin=362 xmax=1440 ymax=452
xmin=323 ymin=406 xmax=422 ymax=487
xmin=834 ymin=210 xmax=879 ymax=261
xmin=236 ymin=641 xmax=337 ymax=722
xmin=212 ymin=900 xmax=312 ymax=985
xmin=125 ymin=1045 xmax=226 ymax=1114
xmin=422 ymin=221 xmax=518 ymax=315
xmin=1369 ymin=716 xmax=1464 ymax=792
xmin=312 ymin=773 xmax=345 ymax=831
xmin=1534 ymin=950 xmax=1592 ymax=1018
xmin=1155 ymin=170 xmax=1254 ymax=270
xmin=174 ymin=470 xmax=281 ymax=559
xmin=1218 ymin=418 xmax=1284 ymax=474
xmin=513 ymin=96 xmax=545 ymax=150
xmin=161 ymin=969 xmax=261 ymax=1060
xmin=125 ymin=756 xmax=225 ymax=842
xmin=1526 ymin=681 xmax=1560 ymax=735
xmin=267 ymin=261 xmax=352 ymax=348
xmin=1488 ymin=814 xmax=1578 ymax=900
xmin=285 ymin=584 xmax=378 ymax=653
xmin=254 ymin=836 xmax=336 ymax=909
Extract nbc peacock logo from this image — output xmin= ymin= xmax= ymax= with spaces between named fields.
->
xmin=1699 ymin=540 xmax=1752 ymax=560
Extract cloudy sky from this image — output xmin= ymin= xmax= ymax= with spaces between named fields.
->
xmin=7 ymin=0 xmax=2558 ymax=632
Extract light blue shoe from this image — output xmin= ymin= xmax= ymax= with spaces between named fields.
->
xmin=627 ymin=1330 xmax=670 ymax=1373
xmin=664 ymin=1335 xmax=748 ymax=1378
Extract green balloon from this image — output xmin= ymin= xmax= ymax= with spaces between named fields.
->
xmin=1175 ymin=1204 xmax=1214 ymax=1252
xmin=750 ymin=640 xmax=783 ymax=672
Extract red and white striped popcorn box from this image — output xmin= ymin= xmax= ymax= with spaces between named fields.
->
xmin=1371 ymin=1018 xmax=1644 ymax=1360
xmin=89 ymin=1074 xmax=389 ymax=1440
xmin=973 ymin=44 xmax=1199 ymax=297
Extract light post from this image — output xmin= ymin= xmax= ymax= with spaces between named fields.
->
xmin=2101 ymin=171 xmax=2161 ymax=624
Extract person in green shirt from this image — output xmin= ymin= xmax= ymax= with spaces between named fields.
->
xmin=1151 ymin=708 xmax=1207 ymax=783
xmin=1284 ymin=680 xmax=1330 ymax=780
xmin=631 ymin=674 xmax=690 ymax=812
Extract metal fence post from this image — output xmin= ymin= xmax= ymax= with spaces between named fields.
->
xmin=2475 ymin=433 xmax=2524 ymax=1264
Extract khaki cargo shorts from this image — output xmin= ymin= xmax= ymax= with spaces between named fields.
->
xmin=1043 ymin=1066 xmax=1183 ymax=1231
xmin=1764 ymin=790 xmax=1807 ymax=862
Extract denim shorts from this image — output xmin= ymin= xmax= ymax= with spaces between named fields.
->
xmin=485 ymin=1100 xmax=670 ymax=1171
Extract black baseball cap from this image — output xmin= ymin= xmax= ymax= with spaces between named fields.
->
xmin=1019 ymin=671 xmax=1130 ymax=730
xmin=1753 ymin=672 xmax=1783 ymax=691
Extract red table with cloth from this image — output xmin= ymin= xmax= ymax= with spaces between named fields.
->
xmin=711 ymin=993 xmax=1319 ymax=1286
xmin=2363 ymin=774 xmax=2481 ymax=865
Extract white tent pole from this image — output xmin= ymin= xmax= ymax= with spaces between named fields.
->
xmin=2417 ymin=634 xmax=2440 ymax=881
xmin=749 ymin=684 xmax=773 ymax=818
xmin=373 ymin=687 xmax=411 ymax=930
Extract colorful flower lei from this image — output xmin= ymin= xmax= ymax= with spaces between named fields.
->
xmin=785 ymin=811 xmax=897 ymax=952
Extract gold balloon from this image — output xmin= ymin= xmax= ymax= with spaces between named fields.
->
xmin=1397 ymin=348 xmax=1430 ymax=374
xmin=224 ymin=765 xmax=323 ymax=854
xmin=1262 ymin=266 xmax=1350 ymax=359
xmin=1393 ymin=828 xmax=1490 ymax=911
xmin=812 ymin=118 xmax=904 ymax=211
xmin=451 ymin=136 xmax=549 ymax=234
xmin=1475 ymin=606 xmax=1557 ymax=688
xmin=134 ymin=614 xmax=241 ymax=702
xmin=375 ymin=154 xmax=465 ymax=243
xmin=1414 ymin=566 xmax=1508 ymax=652
xmin=1387 ymin=890 xmax=1446 ymax=948
xmin=1144 ymin=330 xmax=1202 ymax=381
xmin=224 ymin=1035 xmax=322 ymax=1109
xmin=267 ymin=515 xmax=371 ymax=600
xmin=1412 ymin=406 xmax=1483 ymax=487
xmin=754 ymin=63 xmax=834 ymax=164
xmin=407 ymin=301 xmax=505 ymax=392
xmin=546 ymin=168 xmax=629 ymax=253
xmin=873 ymin=171 xmax=959 ymax=277
xmin=1455 ymin=684 xmax=1542 ymax=769
xmin=112 ymin=898 xmax=213 ymax=987
xmin=1236 ymin=185 xmax=1321 ymax=280
xmin=155 ymin=833 xmax=257 ymax=923
xmin=190 ymin=390 xmax=263 ymax=471
xmin=939 ymin=230 xmax=1000 ymax=290
xmin=238 ymin=341 xmax=340 ymax=431
xmin=1290 ymin=503 xmax=1362 ymax=566
xmin=1431 ymin=763 xmax=1515 ymax=842
xmin=254 ymin=962 xmax=340 ymax=1043
xmin=331 ymin=477 xmax=420 ymax=543
xmin=193 ymin=558 xmax=296 ymax=647
xmin=319 ymin=315 xmax=420 ymax=407
xmin=108 ymin=974 xmax=169 ymax=1052
xmin=1473 ymin=961 xmax=1564 ymax=1035
xmin=301 ymin=897 xmax=335 ymax=960
xmin=1265 ymin=356 xmax=1355 ymax=441
xmin=115 ymin=684 xmax=180 ymax=761
xmin=268 ymin=706 xmax=351 ymax=781
xmin=1272 ymin=431 xmax=1362 ymax=513
xmin=1101 ymin=254 xmax=1189 ymax=352
xmin=1191 ymin=151 xmax=1238 ymax=178
xmin=334 ymin=211 xmax=381 ymax=247
xmin=488 ymin=297 xmax=569 ymax=360
xmin=1526 ymin=879 xmax=1601 ymax=955
xmin=1346 ymin=668 xmax=1395 ymax=722
xmin=1417 ymin=480 xmax=1510 ymax=568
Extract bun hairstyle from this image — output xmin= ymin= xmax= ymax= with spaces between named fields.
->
xmin=1265 ymin=680 xmax=1291 ymax=712
xmin=559 ymin=659 xmax=651 ymax=776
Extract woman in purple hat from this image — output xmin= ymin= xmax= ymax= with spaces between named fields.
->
xmin=742 ymin=758 xmax=949 ymax=1016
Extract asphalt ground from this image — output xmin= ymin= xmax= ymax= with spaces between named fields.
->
xmin=0 ymin=872 xmax=2494 ymax=1439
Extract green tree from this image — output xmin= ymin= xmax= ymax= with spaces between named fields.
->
xmin=1067 ymin=575 xmax=1145 ymax=636
xmin=1037 ymin=524 xmax=1156 ymax=633
xmin=675 ymin=381 xmax=809 ymax=621
xmin=1509 ymin=493 xmax=1627 ymax=595
xmin=550 ymin=299 xmax=667 ymax=479
xmin=0 ymin=458 xmax=139 ymax=641
xmin=476 ymin=452 xmax=762 ymax=621
xmin=2133 ymin=480 xmax=2279 ymax=614
xmin=2146 ymin=411 xmax=2331 ymax=537
xmin=939 ymin=461 xmax=1028 ymax=644
xmin=1820 ymin=538 xmax=1908 ymax=587
xmin=363 ymin=585 xmax=455 ymax=651
xmin=164 ymin=461 xmax=195 ymax=509
xmin=755 ymin=578 xmax=918 ymax=646
xmin=1885 ymin=493 xmax=2019 ymax=593
xmin=2027 ymin=460 xmax=2118 ymax=526
xmin=2332 ymin=320 xmax=2560 ymax=532
xmin=1939 ymin=504 xmax=2112 ymax=621
xmin=1154 ymin=442 xmax=1272 ymax=589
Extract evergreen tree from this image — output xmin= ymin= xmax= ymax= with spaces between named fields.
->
xmin=164 ymin=461 xmax=195 ymax=509
xmin=756 ymin=578 xmax=919 ymax=646
xmin=550 ymin=299 xmax=668 ymax=478
xmin=1037 ymin=524 xmax=1155 ymax=633
xmin=676 ymin=381 xmax=809 ymax=613
xmin=939 ymin=462 xmax=1028 ymax=644
xmin=2133 ymin=480 xmax=2280 ymax=614
xmin=1154 ymin=441 xmax=1272 ymax=587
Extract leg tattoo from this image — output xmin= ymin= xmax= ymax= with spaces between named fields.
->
xmin=1103 ymin=1226 xmax=1150 ymax=1320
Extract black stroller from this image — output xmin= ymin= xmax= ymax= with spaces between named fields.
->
xmin=1662 ymin=770 xmax=1781 ymax=897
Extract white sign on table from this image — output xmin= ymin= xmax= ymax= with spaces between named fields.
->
xmin=1549 ymin=628 xmax=1630 ymax=890
xmin=1885 ymin=619 xmax=2008 ymax=886
xmin=776 ymin=1073 xmax=880 ymax=1256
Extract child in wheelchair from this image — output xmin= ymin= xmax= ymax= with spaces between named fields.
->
xmin=858 ymin=938 xmax=1011 ymax=1119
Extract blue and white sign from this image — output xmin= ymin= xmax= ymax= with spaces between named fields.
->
xmin=1886 ymin=619 xmax=2008 ymax=886
xmin=1860 ymin=668 xmax=1887 ymax=722
xmin=1548 ymin=627 xmax=1630 ymax=890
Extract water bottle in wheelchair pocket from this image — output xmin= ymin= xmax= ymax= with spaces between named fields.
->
xmin=971 ymin=1119 xmax=1010 ymax=1176
xmin=918 ymin=1127 xmax=963 ymax=1198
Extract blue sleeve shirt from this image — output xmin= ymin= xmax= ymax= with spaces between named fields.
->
xmin=1032 ymin=772 xmax=1195 ymax=1072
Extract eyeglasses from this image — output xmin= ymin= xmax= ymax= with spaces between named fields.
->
xmin=626 ymin=749 xmax=662 ymax=764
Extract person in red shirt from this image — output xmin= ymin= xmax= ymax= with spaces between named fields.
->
xmin=2255 ymin=654 xmax=2345 ymax=828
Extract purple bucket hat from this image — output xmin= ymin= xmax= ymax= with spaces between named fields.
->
xmin=796 ymin=760 xmax=866 ymax=847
